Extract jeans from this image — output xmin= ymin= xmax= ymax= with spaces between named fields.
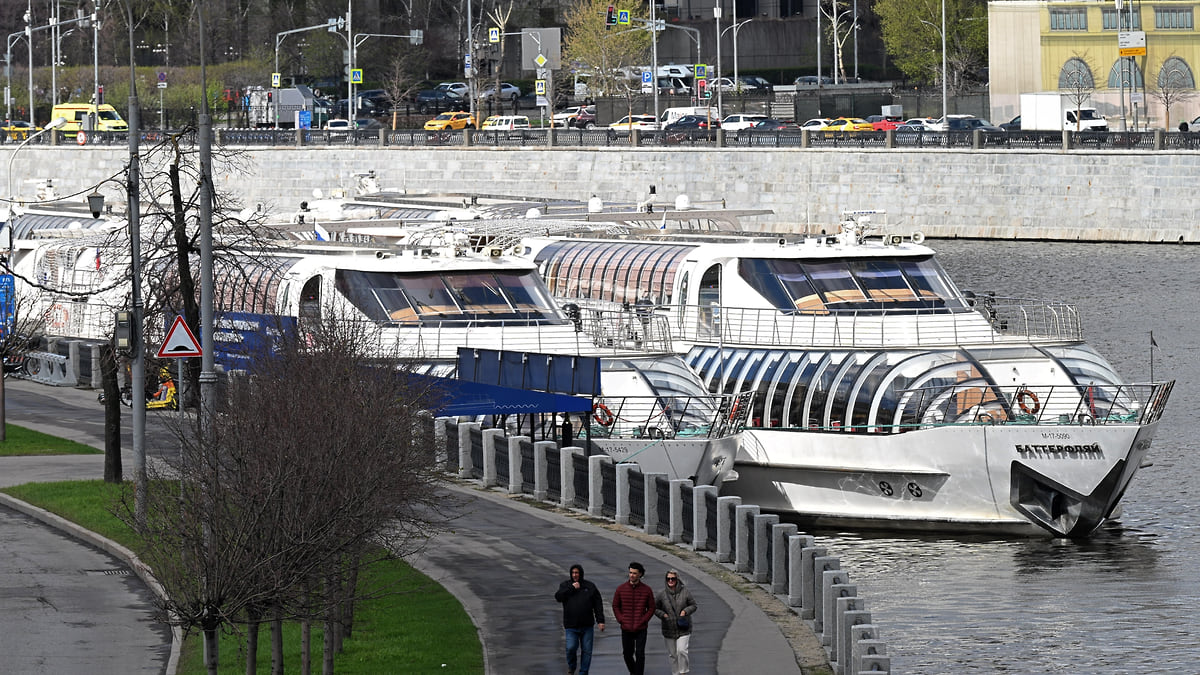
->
xmin=621 ymin=628 xmax=648 ymax=675
xmin=564 ymin=626 xmax=595 ymax=674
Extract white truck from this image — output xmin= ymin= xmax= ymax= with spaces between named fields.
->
xmin=1019 ymin=92 xmax=1107 ymax=132
xmin=246 ymin=84 xmax=329 ymax=129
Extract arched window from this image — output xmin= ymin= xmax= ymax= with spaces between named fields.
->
xmin=1106 ymin=60 xmax=1145 ymax=88
xmin=1059 ymin=57 xmax=1095 ymax=89
xmin=1157 ymin=57 xmax=1196 ymax=89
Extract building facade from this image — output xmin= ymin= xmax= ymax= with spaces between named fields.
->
xmin=988 ymin=0 xmax=1200 ymax=129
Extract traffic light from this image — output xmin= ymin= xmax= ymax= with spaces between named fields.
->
xmin=606 ymin=5 xmax=616 ymax=27
xmin=696 ymin=78 xmax=709 ymax=99
xmin=267 ymin=91 xmax=273 ymax=103
xmin=97 ymin=85 xmax=103 ymax=104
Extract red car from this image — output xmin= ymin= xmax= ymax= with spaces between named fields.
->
xmin=866 ymin=115 xmax=903 ymax=131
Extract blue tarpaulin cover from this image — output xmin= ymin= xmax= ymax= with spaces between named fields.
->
xmin=411 ymin=373 xmax=593 ymax=416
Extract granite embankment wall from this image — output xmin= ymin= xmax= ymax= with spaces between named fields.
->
xmin=11 ymin=145 xmax=1200 ymax=242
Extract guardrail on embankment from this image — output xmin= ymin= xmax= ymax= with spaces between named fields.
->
xmin=438 ymin=418 xmax=891 ymax=674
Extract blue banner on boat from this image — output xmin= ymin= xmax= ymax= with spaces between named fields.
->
xmin=411 ymin=373 xmax=593 ymax=416
xmin=456 ymin=347 xmax=601 ymax=396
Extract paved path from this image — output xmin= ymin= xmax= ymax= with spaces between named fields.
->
xmin=1 ymin=377 xmax=822 ymax=674
xmin=0 ymin=378 xmax=172 ymax=674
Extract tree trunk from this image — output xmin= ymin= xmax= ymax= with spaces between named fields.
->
xmin=100 ymin=346 xmax=122 ymax=483
xmin=204 ymin=626 xmax=220 ymax=675
xmin=245 ymin=606 xmax=260 ymax=675
xmin=341 ymin=563 xmax=359 ymax=641
xmin=271 ymin=609 xmax=284 ymax=675
xmin=322 ymin=617 xmax=336 ymax=675
xmin=301 ymin=619 xmax=311 ymax=675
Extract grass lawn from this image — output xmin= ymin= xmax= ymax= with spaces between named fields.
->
xmin=0 ymin=479 xmax=484 ymax=674
xmin=0 ymin=424 xmax=102 ymax=456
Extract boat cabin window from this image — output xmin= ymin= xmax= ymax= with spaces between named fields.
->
xmin=738 ymin=256 xmax=969 ymax=313
xmin=334 ymin=269 xmax=564 ymax=324
xmin=533 ymin=241 xmax=696 ymax=306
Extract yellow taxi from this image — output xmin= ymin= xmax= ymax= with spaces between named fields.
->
xmin=817 ymin=117 xmax=874 ymax=134
xmin=423 ymin=111 xmax=476 ymax=131
xmin=1 ymin=120 xmax=41 ymax=141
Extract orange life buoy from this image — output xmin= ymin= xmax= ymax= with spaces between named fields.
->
xmin=1016 ymin=389 xmax=1041 ymax=415
xmin=593 ymin=403 xmax=615 ymax=426
xmin=728 ymin=399 xmax=740 ymax=421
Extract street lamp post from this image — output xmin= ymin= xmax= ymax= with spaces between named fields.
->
xmin=714 ymin=7 xmax=722 ymax=113
xmin=918 ymin=3 xmax=948 ymax=124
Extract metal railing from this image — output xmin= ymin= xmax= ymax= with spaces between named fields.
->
xmin=653 ymin=297 xmax=1082 ymax=349
xmin=197 ymin=126 xmax=1200 ymax=152
xmin=586 ymin=391 xmax=750 ymax=440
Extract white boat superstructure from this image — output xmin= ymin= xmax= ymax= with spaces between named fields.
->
xmin=0 ymin=204 xmax=744 ymax=487
xmin=515 ymin=210 xmax=1174 ymax=537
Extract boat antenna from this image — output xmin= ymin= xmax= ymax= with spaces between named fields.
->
xmin=1149 ymin=331 xmax=1157 ymax=382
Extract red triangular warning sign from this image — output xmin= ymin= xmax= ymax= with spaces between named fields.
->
xmin=157 ymin=316 xmax=203 ymax=358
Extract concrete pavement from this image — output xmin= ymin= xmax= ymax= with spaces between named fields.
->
xmin=0 ymin=377 xmax=828 ymax=674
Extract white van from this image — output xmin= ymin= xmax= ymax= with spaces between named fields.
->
xmin=480 ymin=115 xmax=531 ymax=131
xmin=659 ymin=106 xmax=720 ymax=127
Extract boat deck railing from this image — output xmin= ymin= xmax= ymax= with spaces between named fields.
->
xmin=662 ymin=297 xmax=1082 ymax=348
xmin=358 ymin=309 xmax=675 ymax=359
xmin=896 ymin=380 xmax=1174 ymax=430
xmin=586 ymin=391 xmax=752 ymax=441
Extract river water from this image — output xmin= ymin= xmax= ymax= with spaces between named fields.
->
xmin=812 ymin=240 xmax=1197 ymax=673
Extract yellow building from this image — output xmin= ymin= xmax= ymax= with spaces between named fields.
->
xmin=989 ymin=0 xmax=1200 ymax=129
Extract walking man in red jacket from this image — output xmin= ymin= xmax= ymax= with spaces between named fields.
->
xmin=612 ymin=561 xmax=656 ymax=675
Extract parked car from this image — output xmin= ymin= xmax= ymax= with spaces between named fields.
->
xmin=480 ymin=115 xmax=531 ymax=130
xmin=721 ymin=114 xmax=768 ymax=131
xmin=800 ymin=118 xmax=833 ymax=130
xmin=479 ymin=82 xmax=521 ymax=102
xmin=1000 ymin=115 xmax=1022 ymax=132
xmin=1 ymin=120 xmax=40 ymax=141
xmin=794 ymin=75 xmax=833 ymax=86
xmin=663 ymin=115 xmax=720 ymax=130
xmin=865 ymin=115 xmax=903 ymax=131
xmin=738 ymin=75 xmax=774 ymax=93
xmin=436 ymin=82 xmax=469 ymax=97
xmin=414 ymin=89 xmax=464 ymax=114
xmin=817 ymin=117 xmax=874 ymax=133
xmin=423 ymin=111 xmax=476 ymax=130
xmin=608 ymin=114 xmax=659 ymax=133
xmin=551 ymin=105 xmax=596 ymax=129
xmin=753 ymin=119 xmax=802 ymax=131
xmin=902 ymin=117 xmax=939 ymax=130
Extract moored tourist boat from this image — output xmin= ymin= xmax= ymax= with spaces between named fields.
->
xmin=515 ymin=211 xmax=1173 ymax=537
xmin=1 ymin=203 xmax=743 ymax=487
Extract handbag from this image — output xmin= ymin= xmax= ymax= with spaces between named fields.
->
xmin=676 ymin=615 xmax=690 ymax=630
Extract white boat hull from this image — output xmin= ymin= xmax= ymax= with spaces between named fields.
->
xmin=726 ymin=422 xmax=1159 ymax=537
xmin=590 ymin=434 xmax=740 ymax=488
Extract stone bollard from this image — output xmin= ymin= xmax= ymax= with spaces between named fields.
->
xmin=643 ymin=472 xmax=668 ymax=535
xmin=822 ymin=580 xmax=856 ymax=648
xmin=1062 ymin=129 xmax=1072 ymax=150
xmin=858 ymin=654 xmax=890 ymax=672
xmin=772 ymin=523 xmax=799 ymax=594
xmin=560 ymin=446 xmax=585 ymax=509
xmin=812 ymin=558 xmax=843 ymax=634
xmin=458 ymin=422 xmax=480 ymax=479
xmin=753 ymin=514 xmax=779 ymax=583
xmin=533 ymin=441 xmax=555 ymax=501
xmin=787 ymin=534 xmax=815 ymax=607
xmin=798 ymin=546 xmax=827 ymax=618
xmin=615 ymin=463 xmax=638 ymax=525
xmin=852 ymin=634 xmax=886 ymax=674
xmin=507 ymin=436 xmax=529 ymax=494
xmin=481 ymin=428 xmax=504 ymax=488
xmin=885 ymin=129 xmax=895 ymax=149
xmin=433 ymin=417 xmax=449 ymax=469
xmin=668 ymin=478 xmax=692 ymax=542
xmin=715 ymin=495 xmax=742 ymax=563
xmin=734 ymin=504 xmax=760 ymax=573
xmin=1154 ymin=129 xmax=1165 ymax=150
xmin=692 ymin=485 xmax=718 ymax=551
xmin=835 ymin=600 xmax=868 ymax=671
xmin=588 ymin=454 xmax=613 ymax=517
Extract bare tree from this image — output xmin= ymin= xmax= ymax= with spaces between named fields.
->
xmin=1150 ymin=56 xmax=1196 ymax=131
xmin=122 ymin=316 xmax=451 ymax=674
xmin=1061 ymin=53 xmax=1097 ymax=132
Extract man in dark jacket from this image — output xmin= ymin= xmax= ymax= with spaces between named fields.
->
xmin=555 ymin=563 xmax=606 ymax=675
xmin=611 ymin=561 xmax=656 ymax=675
